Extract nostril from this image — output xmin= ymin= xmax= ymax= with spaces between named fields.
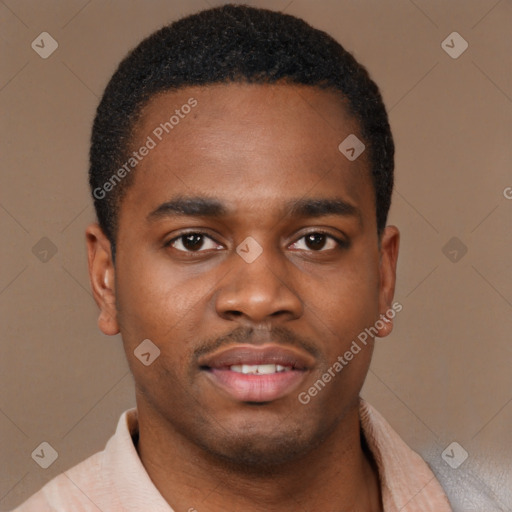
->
xmin=226 ymin=310 xmax=242 ymax=317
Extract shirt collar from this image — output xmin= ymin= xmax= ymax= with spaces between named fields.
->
xmin=359 ymin=398 xmax=452 ymax=511
xmin=104 ymin=400 xmax=451 ymax=511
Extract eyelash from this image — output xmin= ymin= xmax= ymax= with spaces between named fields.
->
xmin=164 ymin=230 xmax=349 ymax=254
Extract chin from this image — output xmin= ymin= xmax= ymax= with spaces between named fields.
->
xmin=207 ymin=435 xmax=311 ymax=471
xmin=196 ymin=419 xmax=333 ymax=474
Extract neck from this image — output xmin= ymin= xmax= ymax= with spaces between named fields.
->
xmin=135 ymin=397 xmax=382 ymax=512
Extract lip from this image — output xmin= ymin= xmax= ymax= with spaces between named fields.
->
xmin=198 ymin=344 xmax=315 ymax=403
xmin=198 ymin=344 xmax=316 ymax=370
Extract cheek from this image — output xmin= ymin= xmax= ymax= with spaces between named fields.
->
xmin=114 ymin=250 xmax=215 ymax=351
xmin=305 ymin=250 xmax=380 ymax=337
xmin=114 ymin=259 xmax=203 ymax=397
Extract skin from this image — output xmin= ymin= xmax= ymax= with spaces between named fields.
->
xmin=86 ymin=83 xmax=399 ymax=512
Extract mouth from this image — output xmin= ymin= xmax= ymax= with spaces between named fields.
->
xmin=198 ymin=344 xmax=314 ymax=403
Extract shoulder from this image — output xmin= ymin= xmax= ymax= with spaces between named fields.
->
xmin=10 ymin=451 xmax=106 ymax=512
xmin=359 ymin=399 xmax=453 ymax=511
xmin=10 ymin=409 xmax=137 ymax=512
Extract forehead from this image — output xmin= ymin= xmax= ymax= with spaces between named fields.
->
xmin=120 ymin=82 xmax=374 ymax=227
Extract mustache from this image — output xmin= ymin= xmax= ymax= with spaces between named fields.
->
xmin=193 ymin=325 xmax=321 ymax=361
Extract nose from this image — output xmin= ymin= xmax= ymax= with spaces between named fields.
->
xmin=215 ymin=246 xmax=303 ymax=325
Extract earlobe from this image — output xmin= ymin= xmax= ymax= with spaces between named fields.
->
xmin=85 ymin=223 xmax=120 ymax=336
xmin=376 ymin=312 xmax=394 ymax=338
xmin=377 ymin=225 xmax=400 ymax=338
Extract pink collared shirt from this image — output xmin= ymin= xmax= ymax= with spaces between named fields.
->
xmin=11 ymin=399 xmax=452 ymax=511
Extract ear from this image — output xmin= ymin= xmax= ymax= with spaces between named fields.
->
xmin=376 ymin=225 xmax=400 ymax=338
xmin=85 ymin=223 xmax=119 ymax=336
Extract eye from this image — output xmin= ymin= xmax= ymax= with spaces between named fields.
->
xmin=165 ymin=232 xmax=223 ymax=253
xmin=289 ymin=231 xmax=346 ymax=252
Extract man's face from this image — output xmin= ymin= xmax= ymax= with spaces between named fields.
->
xmin=89 ymin=83 xmax=398 ymax=467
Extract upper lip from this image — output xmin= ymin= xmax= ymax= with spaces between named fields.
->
xmin=198 ymin=344 xmax=315 ymax=370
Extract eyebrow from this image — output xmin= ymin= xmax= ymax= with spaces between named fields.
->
xmin=147 ymin=195 xmax=361 ymax=224
xmin=147 ymin=196 xmax=228 ymax=220
xmin=286 ymin=197 xmax=360 ymax=222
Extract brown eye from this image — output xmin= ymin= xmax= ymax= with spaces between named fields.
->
xmin=290 ymin=232 xmax=344 ymax=252
xmin=181 ymin=234 xmax=205 ymax=251
xmin=304 ymin=233 xmax=328 ymax=250
xmin=166 ymin=233 xmax=222 ymax=252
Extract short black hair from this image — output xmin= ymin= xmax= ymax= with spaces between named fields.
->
xmin=89 ymin=3 xmax=394 ymax=256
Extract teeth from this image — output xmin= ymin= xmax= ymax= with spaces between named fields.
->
xmin=229 ymin=364 xmax=292 ymax=374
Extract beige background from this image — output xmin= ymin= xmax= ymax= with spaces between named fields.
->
xmin=1 ymin=0 xmax=511 ymax=510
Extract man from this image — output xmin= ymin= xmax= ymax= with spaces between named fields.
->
xmin=13 ymin=4 xmax=452 ymax=511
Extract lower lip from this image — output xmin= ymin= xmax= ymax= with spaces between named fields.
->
xmin=205 ymin=368 xmax=307 ymax=402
